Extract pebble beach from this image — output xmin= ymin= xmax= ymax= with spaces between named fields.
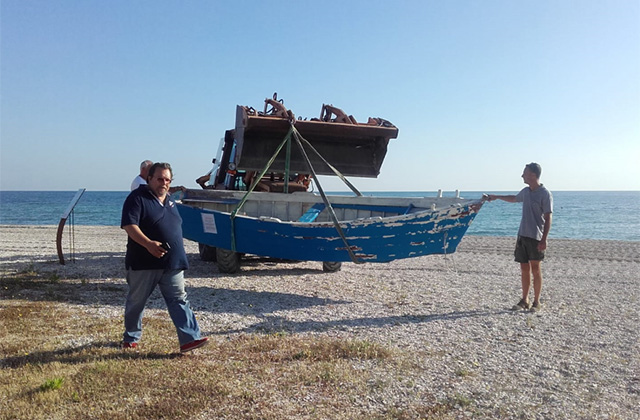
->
xmin=1 ymin=225 xmax=639 ymax=419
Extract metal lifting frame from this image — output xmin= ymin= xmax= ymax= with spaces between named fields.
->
xmin=229 ymin=123 xmax=364 ymax=263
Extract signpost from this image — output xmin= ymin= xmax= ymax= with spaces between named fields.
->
xmin=56 ymin=188 xmax=86 ymax=265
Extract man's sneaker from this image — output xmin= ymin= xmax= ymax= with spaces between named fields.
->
xmin=121 ymin=341 xmax=138 ymax=349
xmin=511 ymin=299 xmax=531 ymax=311
xmin=180 ymin=337 xmax=209 ymax=353
xmin=530 ymin=301 xmax=543 ymax=312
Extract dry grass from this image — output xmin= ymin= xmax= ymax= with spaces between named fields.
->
xmin=0 ymin=269 xmax=464 ymax=420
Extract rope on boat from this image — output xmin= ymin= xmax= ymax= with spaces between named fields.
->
xmin=441 ymin=231 xmax=458 ymax=274
xmin=291 ymin=127 xmax=363 ymax=264
xmin=284 ymin=128 xmax=292 ymax=193
xmin=293 ymin=131 xmax=362 ymax=197
xmin=229 ymin=125 xmax=295 ymax=252
xmin=228 ymin=123 xmax=363 ymax=263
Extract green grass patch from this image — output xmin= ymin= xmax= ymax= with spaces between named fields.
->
xmin=39 ymin=377 xmax=64 ymax=392
xmin=0 ymin=272 xmax=462 ymax=420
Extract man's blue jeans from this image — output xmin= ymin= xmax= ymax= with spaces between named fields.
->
xmin=122 ymin=269 xmax=201 ymax=346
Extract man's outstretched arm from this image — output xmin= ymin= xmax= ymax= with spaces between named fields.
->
xmin=487 ymin=194 xmax=517 ymax=203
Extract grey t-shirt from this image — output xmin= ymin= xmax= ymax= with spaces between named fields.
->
xmin=515 ymin=185 xmax=553 ymax=241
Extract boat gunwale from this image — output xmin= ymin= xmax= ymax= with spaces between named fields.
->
xmin=180 ymin=189 xmax=478 ymax=207
xmin=177 ymin=198 xmax=483 ymax=227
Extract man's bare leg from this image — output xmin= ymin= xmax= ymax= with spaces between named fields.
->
xmin=520 ymin=262 xmax=531 ymax=303
xmin=529 ymin=260 xmax=543 ymax=304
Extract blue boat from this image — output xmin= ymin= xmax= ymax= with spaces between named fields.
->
xmin=177 ymin=94 xmax=485 ymax=273
xmin=178 ymin=190 xmax=484 ymax=272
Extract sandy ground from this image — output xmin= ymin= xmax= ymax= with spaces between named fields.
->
xmin=1 ymin=225 xmax=639 ymax=419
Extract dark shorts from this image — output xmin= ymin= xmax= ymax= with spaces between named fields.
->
xmin=514 ymin=236 xmax=545 ymax=263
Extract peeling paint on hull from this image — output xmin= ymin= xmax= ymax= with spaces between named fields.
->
xmin=178 ymin=199 xmax=484 ymax=263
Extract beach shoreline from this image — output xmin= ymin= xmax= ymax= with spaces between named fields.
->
xmin=1 ymin=225 xmax=639 ymax=418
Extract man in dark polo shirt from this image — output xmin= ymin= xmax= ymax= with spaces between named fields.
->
xmin=121 ymin=162 xmax=208 ymax=353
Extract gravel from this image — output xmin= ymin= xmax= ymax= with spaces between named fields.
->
xmin=1 ymin=225 xmax=639 ymax=419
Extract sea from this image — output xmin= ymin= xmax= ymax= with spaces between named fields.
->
xmin=1 ymin=191 xmax=639 ymax=242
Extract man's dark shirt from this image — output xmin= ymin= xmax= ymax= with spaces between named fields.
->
xmin=121 ymin=185 xmax=189 ymax=270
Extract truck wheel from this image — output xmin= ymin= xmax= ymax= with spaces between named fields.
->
xmin=322 ymin=261 xmax=342 ymax=272
xmin=216 ymin=248 xmax=241 ymax=273
xmin=198 ymin=243 xmax=217 ymax=262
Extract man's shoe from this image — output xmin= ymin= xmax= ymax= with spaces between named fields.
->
xmin=121 ymin=341 xmax=138 ymax=349
xmin=530 ymin=301 xmax=543 ymax=312
xmin=511 ymin=299 xmax=531 ymax=311
xmin=180 ymin=337 xmax=209 ymax=353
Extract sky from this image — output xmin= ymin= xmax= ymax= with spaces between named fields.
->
xmin=1 ymin=0 xmax=639 ymax=192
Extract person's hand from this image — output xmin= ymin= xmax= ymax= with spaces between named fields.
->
xmin=537 ymin=240 xmax=547 ymax=252
xmin=146 ymin=241 xmax=168 ymax=258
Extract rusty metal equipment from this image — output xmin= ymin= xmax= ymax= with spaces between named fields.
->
xmin=234 ymin=94 xmax=399 ymax=178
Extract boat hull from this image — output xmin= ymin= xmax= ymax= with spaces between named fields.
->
xmin=178 ymin=199 xmax=483 ymax=263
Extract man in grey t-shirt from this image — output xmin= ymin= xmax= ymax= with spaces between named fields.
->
xmin=488 ymin=163 xmax=553 ymax=312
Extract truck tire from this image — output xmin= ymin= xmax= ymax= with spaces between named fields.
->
xmin=216 ymin=248 xmax=241 ymax=273
xmin=198 ymin=243 xmax=217 ymax=262
xmin=322 ymin=261 xmax=342 ymax=272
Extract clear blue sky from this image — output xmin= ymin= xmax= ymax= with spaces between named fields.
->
xmin=1 ymin=0 xmax=638 ymax=192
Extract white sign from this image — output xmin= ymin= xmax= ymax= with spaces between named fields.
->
xmin=201 ymin=213 xmax=217 ymax=234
